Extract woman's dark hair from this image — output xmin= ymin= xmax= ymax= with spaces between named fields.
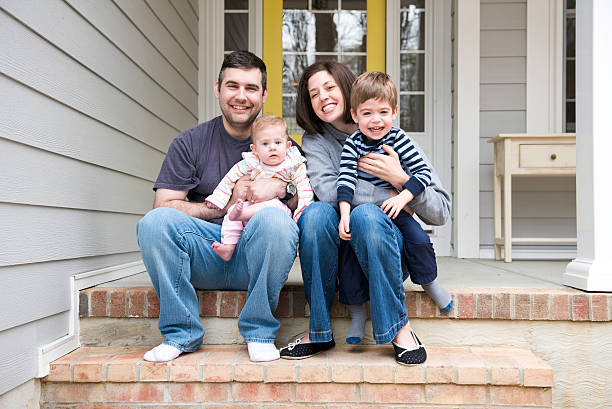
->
xmin=296 ymin=61 xmax=356 ymax=135
xmin=218 ymin=50 xmax=267 ymax=93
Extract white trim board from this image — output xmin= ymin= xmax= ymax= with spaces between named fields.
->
xmin=36 ymin=261 xmax=146 ymax=378
xmin=453 ymin=0 xmax=480 ymax=258
xmin=526 ymin=0 xmax=563 ymax=133
xmin=480 ymin=247 xmax=576 ymax=260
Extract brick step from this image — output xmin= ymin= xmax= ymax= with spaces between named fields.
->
xmin=78 ymin=285 xmax=612 ymax=347
xmin=80 ymin=286 xmax=611 ymax=321
xmin=42 ymin=345 xmax=553 ymax=408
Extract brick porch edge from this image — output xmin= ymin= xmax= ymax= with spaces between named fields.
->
xmin=80 ymin=286 xmax=612 ymax=322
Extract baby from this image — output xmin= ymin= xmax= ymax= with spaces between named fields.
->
xmin=206 ymin=115 xmax=313 ymax=261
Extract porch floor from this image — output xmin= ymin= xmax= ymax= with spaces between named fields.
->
xmin=98 ymin=257 xmax=570 ymax=290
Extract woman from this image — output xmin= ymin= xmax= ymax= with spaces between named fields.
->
xmin=279 ymin=61 xmax=451 ymax=364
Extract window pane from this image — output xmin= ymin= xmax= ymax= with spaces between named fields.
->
xmin=342 ymin=0 xmax=366 ymax=10
xmin=284 ymin=0 xmax=308 ymax=9
xmin=283 ymin=95 xmax=301 ymax=135
xmin=312 ymin=0 xmax=338 ymax=10
xmin=400 ymin=9 xmax=425 ymax=51
xmin=566 ymin=60 xmax=575 ymax=100
xmin=315 ymin=13 xmax=338 ymax=52
xmin=566 ymin=17 xmax=575 ymax=58
xmin=224 ymin=13 xmax=248 ymax=51
xmin=566 ymin=102 xmax=575 ymax=132
xmin=401 ymin=0 xmax=425 ymax=8
xmin=339 ymin=55 xmax=366 ymax=76
xmin=400 ymin=95 xmax=424 ymax=132
xmin=400 ymin=53 xmax=424 ymax=91
xmin=338 ymin=11 xmax=367 ymax=52
xmin=566 ymin=0 xmax=576 ymax=9
xmin=283 ymin=54 xmax=314 ymax=93
xmin=283 ymin=11 xmax=315 ymax=52
xmin=225 ymin=0 xmax=248 ymax=10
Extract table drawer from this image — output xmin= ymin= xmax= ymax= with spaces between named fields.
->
xmin=519 ymin=144 xmax=576 ymax=168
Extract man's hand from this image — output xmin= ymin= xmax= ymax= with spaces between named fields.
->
xmin=246 ymin=178 xmax=286 ymax=203
xmin=357 ymin=145 xmax=409 ymax=190
xmin=381 ymin=189 xmax=414 ymax=219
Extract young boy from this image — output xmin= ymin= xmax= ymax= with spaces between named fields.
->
xmin=337 ymin=71 xmax=452 ymax=344
xmin=206 ymin=115 xmax=313 ymax=262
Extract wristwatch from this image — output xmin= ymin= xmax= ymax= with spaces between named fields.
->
xmin=282 ymin=182 xmax=297 ymax=201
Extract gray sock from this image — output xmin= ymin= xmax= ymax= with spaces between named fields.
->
xmin=422 ymin=280 xmax=452 ymax=311
xmin=346 ymin=303 xmax=367 ymax=343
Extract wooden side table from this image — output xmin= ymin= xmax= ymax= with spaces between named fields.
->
xmin=488 ymin=133 xmax=576 ymax=262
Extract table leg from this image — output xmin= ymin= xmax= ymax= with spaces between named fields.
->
xmin=494 ymin=170 xmax=502 ymax=260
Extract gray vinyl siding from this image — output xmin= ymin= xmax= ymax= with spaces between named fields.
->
xmin=478 ymin=0 xmax=576 ymax=254
xmin=0 ymin=0 xmax=198 ymax=394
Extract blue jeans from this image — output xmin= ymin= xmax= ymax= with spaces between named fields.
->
xmin=136 ymin=206 xmax=298 ymax=351
xmin=298 ymin=202 xmax=409 ymax=344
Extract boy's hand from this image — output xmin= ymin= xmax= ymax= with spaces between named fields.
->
xmin=338 ymin=215 xmax=351 ymax=241
xmin=338 ymin=201 xmax=352 ymax=241
xmin=381 ymin=189 xmax=414 ymax=219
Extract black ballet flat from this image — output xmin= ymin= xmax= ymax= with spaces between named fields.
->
xmin=392 ymin=329 xmax=427 ymax=365
xmin=279 ymin=337 xmax=335 ymax=359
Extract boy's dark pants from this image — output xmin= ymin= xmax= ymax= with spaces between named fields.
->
xmin=338 ymin=211 xmax=437 ymax=305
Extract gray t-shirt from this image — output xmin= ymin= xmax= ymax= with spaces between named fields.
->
xmin=154 ymin=116 xmax=252 ymax=224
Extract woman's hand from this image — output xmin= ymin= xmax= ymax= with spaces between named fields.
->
xmin=357 ymin=145 xmax=409 ymax=190
xmin=381 ymin=190 xmax=414 ymax=219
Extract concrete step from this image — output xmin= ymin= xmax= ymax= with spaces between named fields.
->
xmin=42 ymin=345 xmax=553 ymax=408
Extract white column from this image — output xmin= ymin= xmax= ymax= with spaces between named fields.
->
xmin=198 ymin=0 xmax=224 ymax=122
xmin=453 ymin=0 xmax=480 ymax=258
xmin=564 ymin=0 xmax=612 ymax=291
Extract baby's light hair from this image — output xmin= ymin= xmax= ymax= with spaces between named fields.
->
xmin=350 ymin=71 xmax=398 ymax=111
xmin=251 ymin=115 xmax=289 ymax=142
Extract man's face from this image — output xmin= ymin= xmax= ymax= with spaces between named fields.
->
xmin=215 ymin=68 xmax=267 ymax=136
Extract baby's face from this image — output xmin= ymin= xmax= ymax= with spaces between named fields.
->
xmin=250 ymin=125 xmax=292 ymax=166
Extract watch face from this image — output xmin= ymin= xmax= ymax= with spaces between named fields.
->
xmin=287 ymin=183 xmax=297 ymax=196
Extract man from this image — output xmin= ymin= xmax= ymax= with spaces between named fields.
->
xmin=137 ymin=51 xmax=299 ymax=362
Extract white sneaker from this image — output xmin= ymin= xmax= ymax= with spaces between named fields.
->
xmin=143 ymin=343 xmax=182 ymax=362
xmin=247 ymin=342 xmax=280 ymax=362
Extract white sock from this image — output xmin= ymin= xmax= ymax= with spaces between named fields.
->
xmin=143 ymin=343 xmax=182 ymax=362
xmin=247 ymin=342 xmax=280 ymax=362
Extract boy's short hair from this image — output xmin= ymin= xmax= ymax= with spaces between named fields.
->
xmin=350 ymin=71 xmax=398 ymax=111
xmin=251 ymin=115 xmax=288 ymax=141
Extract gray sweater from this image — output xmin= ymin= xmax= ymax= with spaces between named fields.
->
xmin=302 ymin=122 xmax=451 ymax=226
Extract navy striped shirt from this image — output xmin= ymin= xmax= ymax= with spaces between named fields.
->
xmin=337 ymin=127 xmax=432 ymax=204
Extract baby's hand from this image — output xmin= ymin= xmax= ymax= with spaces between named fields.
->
xmin=338 ymin=216 xmax=351 ymax=241
xmin=381 ymin=190 xmax=414 ymax=219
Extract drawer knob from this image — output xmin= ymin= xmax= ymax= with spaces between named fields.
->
xmin=550 ymin=153 xmax=557 ymax=160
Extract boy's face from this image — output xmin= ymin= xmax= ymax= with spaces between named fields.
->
xmin=250 ymin=125 xmax=292 ymax=166
xmin=351 ymin=98 xmax=398 ymax=141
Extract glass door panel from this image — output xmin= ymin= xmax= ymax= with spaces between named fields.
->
xmin=282 ymin=0 xmax=367 ymax=135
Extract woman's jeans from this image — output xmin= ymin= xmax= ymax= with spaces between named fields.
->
xmin=298 ymin=202 xmax=409 ymax=345
xmin=137 ymin=206 xmax=298 ymax=352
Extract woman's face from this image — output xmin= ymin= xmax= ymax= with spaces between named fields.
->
xmin=307 ymin=70 xmax=346 ymax=128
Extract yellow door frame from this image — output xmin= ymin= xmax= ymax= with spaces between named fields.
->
xmin=263 ymin=0 xmax=386 ymax=142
